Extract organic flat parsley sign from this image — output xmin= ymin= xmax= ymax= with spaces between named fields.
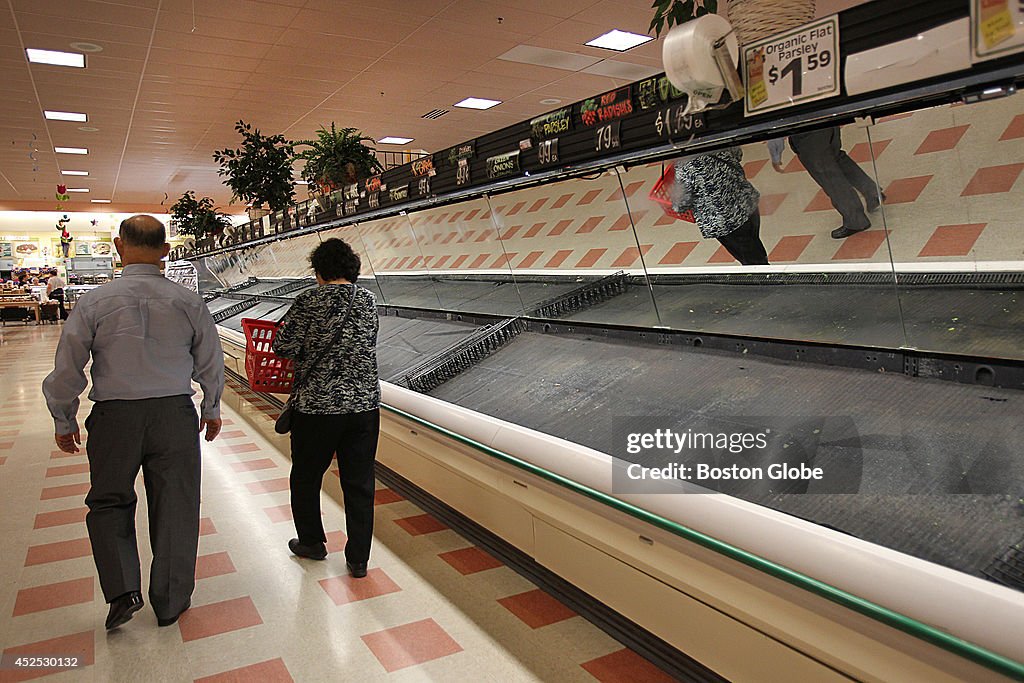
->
xmin=743 ymin=15 xmax=840 ymax=116
xmin=971 ymin=0 xmax=1024 ymax=61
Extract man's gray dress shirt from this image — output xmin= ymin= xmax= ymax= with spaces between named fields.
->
xmin=43 ymin=263 xmax=224 ymax=435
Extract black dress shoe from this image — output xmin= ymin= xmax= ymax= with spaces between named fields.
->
xmin=865 ymin=191 xmax=887 ymax=213
xmin=346 ymin=561 xmax=368 ymax=579
xmin=157 ymin=599 xmax=190 ymax=627
xmin=289 ymin=538 xmax=327 ymax=560
xmin=105 ymin=591 xmax=144 ymax=630
xmin=831 ymin=224 xmax=870 ymax=239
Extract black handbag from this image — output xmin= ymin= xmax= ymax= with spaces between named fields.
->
xmin=275 ymin=286 xmax=357 ymax=434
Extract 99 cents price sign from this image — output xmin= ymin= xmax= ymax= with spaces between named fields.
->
xmin=742 ymin=15 xmax=840 ymax=116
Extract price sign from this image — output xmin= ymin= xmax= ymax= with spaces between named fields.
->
xmin=368 ymin=193 xmax=380 ymax=210
xmin=417 ymin=176 xmax=431 ymax=196
xmin=456 ymin=158 xmax=471 ymax=186
xmin=971 ymin=0 xmax=1024 ymax=61
xmin=595 ymin=121 xmax=621 ymax=153
xmin=743 ymin=15 xmax=840 ymax=116
xmin=537 ymin=138 xmax=559 ymax=166
xmin=654 ymin=106 xmax=706 ymax=138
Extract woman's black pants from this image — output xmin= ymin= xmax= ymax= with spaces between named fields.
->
xmin=289 ymin=409 xmax=380 ymax=564
xmin=717 ymin=210 xmax=769 ymax=265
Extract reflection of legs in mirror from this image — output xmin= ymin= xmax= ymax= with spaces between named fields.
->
xmin=790 ymin=128 xmax=872 ymax=238
xmin=717 ymin=210 xmax=769 ymax=266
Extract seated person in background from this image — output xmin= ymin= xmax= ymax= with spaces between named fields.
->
xmin=768 ymin=127 xmax=884 ymax=239
xmin=46 ymin=269 xmax=68 ymax=320
xmin=675 ymin=148 xmax=769 ymax=266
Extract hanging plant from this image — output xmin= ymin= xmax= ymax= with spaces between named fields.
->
xmin=650 ymin=0 xmax=718 ymax=36
xmin=292 ymin=123 xmax=383 ymax=194
xmin=212 ymin=120 xmax=295 ymax=212
xmin=170 ymin=191 xmax=231 ymax=241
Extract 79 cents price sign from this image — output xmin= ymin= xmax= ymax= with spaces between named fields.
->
xmin=742 ymin=15 xmax=840 ymax=116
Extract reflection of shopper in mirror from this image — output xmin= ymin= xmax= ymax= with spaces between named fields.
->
xmin=768 ymin=127 xmax=884 ymax=239
xmin=675 ymin=148 xmax=769 ymax=265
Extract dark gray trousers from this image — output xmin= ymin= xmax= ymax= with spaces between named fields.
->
xmin=84 ymin=395 xmax=201 ymax=619
xmin=789 ymin=127 xmax=878 ymax=230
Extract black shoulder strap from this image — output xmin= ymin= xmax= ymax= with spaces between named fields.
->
xmin=292 ymin=285 xmax=357 ymax=391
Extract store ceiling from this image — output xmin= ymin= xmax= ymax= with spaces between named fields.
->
xmin=1 ymin=0 xmax=863 ymax=215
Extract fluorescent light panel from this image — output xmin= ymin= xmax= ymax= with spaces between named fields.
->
xmin=91 ymin=199 xmax=111 ymax=203
xmin=61 ymin=170 xmax=88 ymax=176
xmin=585 ymin=29 xmax=653 ymax=51
xmin=55 ymin=147 xmax=88 ymax=154
xmin=26 ymin=48 xmax=85 ymax=67
xmin=453 ymin=97 xmax=501 ymax=110
xmin=66 ymin=188 xmax=89 ymax=192
xmin=378 ymin=136 xmax=414 ymax=144
xmin=45 ymin=110 xmax=88 ymax=122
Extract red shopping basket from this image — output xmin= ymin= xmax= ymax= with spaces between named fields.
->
xmin=648 ymin=163 xmax=696 ymax=223
xmin=241 ymin=318 xmax=294 ymax=393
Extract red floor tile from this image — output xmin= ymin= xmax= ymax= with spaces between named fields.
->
xmin=13 ymin=578 xmax=94 ymax=616
xmin=246 ymin=478 xmax=290 ymax=495
xmin=0 ymin=456 xmax=5 ymax=466
xmin=961 ymin=163 xmax=1024 ymax=196
xmin=551 ymin=193 xmax=573 ymax=209
xmin=40 ymin=483 xmax=91 ymax=500
xmin=45 ymin=462 xmax=91 ymax=477
xmin=575 ymin=217 xmax=603 ymax=234
xmin=393 ymin=513 xmax=448 ymax=536
xmin=24 ymin=537 xmax=92 ymax=566
xmin=576 ymin=189 xmax=602 ymax=206
xmin=575 ymin=248 xmax=607 ymax=268
xmin=610 ymin=245 xmax=652 ymax=268
xmin=608 ymin=213 xmax=633 ymax=231
xmin=490 ymin=253 xmax=516 ymax=269
xmin=545 ymin=250 xmax=574 ymax=268
xmin=657 ymin=242 xmax=698 ymax=265
xmin=999 ymin=113 xmax=1024 ymax=140
xmin=199 ymin=517 xmax=217 ymax=536
xmin=326 ymin=530 xmax=348 ymax=553
xmin=804 ymin=188 xmax=836 ymax=213
xmin=883 ymin=175 xmax=933 ymax=203
xmin=769 ymin=235 xmax=815 ymax=262
xmin=744 ymin=159 xmax=768 ymax=178
xmin=782 ymin=155 xmax=805 ymax=173
xmin=34 ymin=506 xmax=88 ymax=529
xmin=361 ymin=618 xmax=463 ymax=673
xmin=918 ymin=223 xmax=986 ymax=257
xmin=515 ymin=251 xmax=545 ymax=269
xmin=847 ymin=139 xmax=891 ymax=163
xmin=707 ymin=245 xmax=737 ymax=264
xmin=1 ymin=631 xmax=94 ymax=682
xmin=581 ymin=648 xmax=677 ymax=683
xmin=195 ymin=552 xmax=237 ymax=580
xmin=0 ymin=430 xmax=19 ymax=437
xmin=497 ymin=225 xmax=521 ymax=240
xmin=374 ymin=489 xmax=404 ymax=505
xmin=194 ymin=658 xmax=293 ymax=683
xmin=758 ymin=193 xmax=788 ymax=216
xmin=263 ymin=504 xmax=293 ymax=523
xmin=505 ymin=201 xmax=526 ymax=216
xmin=915 ymin=125 xmax=970 ymax=154
xmin=50 ymin=449 xmax=83 ymax=459
xmin=218 ymin=430 xmax=247 ymax=440
xmin=438 ymin=547 xmax=503 ymax=575
xmin=527 ymin=198 xmax=547 ymax=213
xmin=498 ymin=588 xmax=576 ymax=629
xmin=230 ymin=458 xmax=277 ymax=473
xmin=548 ymin=219 xmax=574 ymax=237
xmin=319 ymin=568 xmax=402 ymax=605
xmin=653 ymin=212 xmax=679 ymax=227
xmin=177 ymin=596 xmax=263 ymax=642
xmin=832 ymin=230 xmax=888 ymax=260
xmin=877 ymin=112 xmax=914 ymax=123
xmin=522 ymin=222 xmax=546 ymax=239
xmin=468 ymin=254 xmax=491 ymax=269
xmin=0 ymin=441 xmax=14 ymax=450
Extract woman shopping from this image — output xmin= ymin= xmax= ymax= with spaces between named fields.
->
xmin=675 ymin=147 xmax=769 ymax=266
xmin=272 ymin=238 xmax=380 ymax=578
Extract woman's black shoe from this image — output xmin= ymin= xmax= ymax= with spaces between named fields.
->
xmin=346 ymin=561 xmax=368 ymax=578
xmin=105 ymin=591 xmax=144 ymax=630
xmin=289 ymin=538 xmax=327 ymax=560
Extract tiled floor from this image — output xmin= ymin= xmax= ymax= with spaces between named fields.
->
xmin=0 ymin=324 xmax=673 ymax=682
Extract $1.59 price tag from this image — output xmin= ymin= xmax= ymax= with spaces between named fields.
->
xmin=743 ymin=15 xmax=840 ymax=116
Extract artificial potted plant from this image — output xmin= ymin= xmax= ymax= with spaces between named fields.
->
xmin=170 ymin=190 xmax=232 ymax=252
xmin=213 ymin=120 xmax=296 ymax=222
xmin=292 ymin=123 xmax=383 ymax=200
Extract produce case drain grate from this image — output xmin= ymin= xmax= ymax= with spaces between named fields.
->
xmin=982 ymin=539 xmax=1024 ymax=591
xmin=403 ymin=317 xmax=526 ymax=393
xmin=530 ymin=270 xmax=629 ymax=319
xmin=212 ymin=299 xmax=258 ymax=323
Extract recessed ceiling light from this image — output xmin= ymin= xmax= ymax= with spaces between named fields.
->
xmin=45 ymin=110 xmax=88 ymax=122
xmin=295 ymin=180 xmax=309 ymax=185
xmin=26 ymin=48 xmax=85 ymax=68
xmin=585 ymin=29 xmax=653 ymax=51
xmin=69 ymin=42 xmax=103 ymax=53
xmin=454 ymin=97 xmax=501 ymax=110
xmin=78 ymin=126 xmax=99 ymax=132
xmin=378 ymin=136 xmax=414 ymax=144
xmin=539 ymin=98 xmax=562 ymax=105
xmin=91 ymin=199 xmax=111 ymax=203
xmin=61 ymin=170 xmax=89 ymax=176
xmin=55 ymin=147 xmax=88 ymax=154
xmin=66 ymin=188 xmax=89 ymax=193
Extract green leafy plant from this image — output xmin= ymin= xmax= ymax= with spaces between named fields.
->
xmin=292 ymin=123 xmax=383 ymax=192
xmin=650 ymin=0 xmax=718 ymax=37
xmin=169 ymin=191 xmax=231 ymax=240
xmin=212 ymin=120 xmax=295 ymax=212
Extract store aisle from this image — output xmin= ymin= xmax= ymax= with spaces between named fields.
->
xmin=0 ymin=324 xmax=675 ymax=682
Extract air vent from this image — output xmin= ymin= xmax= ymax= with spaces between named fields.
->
xmin=421 ymin=109 xmax=449 ymax=120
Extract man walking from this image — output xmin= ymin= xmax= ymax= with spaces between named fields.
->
xmin=769 ymin=126 xmax=884 ymax=239
xmin=43 ymin=215 xmax=224 ymax=630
